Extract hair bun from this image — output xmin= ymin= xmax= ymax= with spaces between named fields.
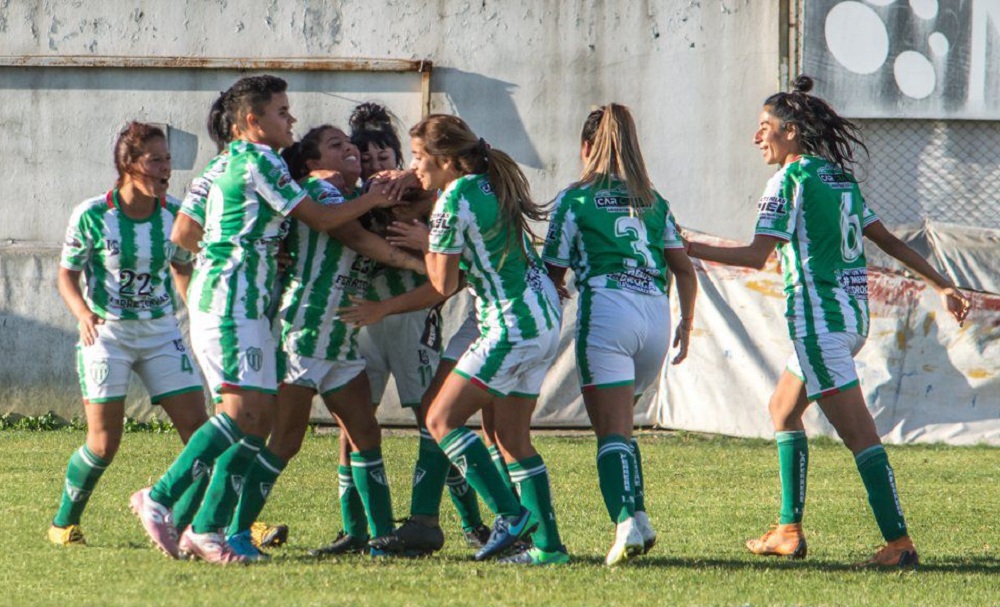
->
xmin=791 ymin=75 xmax=815 ymax=94
xmin=350 ymin=102 xmax=393 ymax=132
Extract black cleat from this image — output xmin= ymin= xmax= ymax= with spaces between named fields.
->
xmin=308 ymin=531 xmax=370 ymax=557
xmin=463 ymin=524 xmax=491 ymax=549
xmin=368 ymin=518 xmax=445 ymax=556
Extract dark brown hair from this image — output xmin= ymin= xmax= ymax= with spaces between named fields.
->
xmin=113 ymin=121 xmax=166 ymax=188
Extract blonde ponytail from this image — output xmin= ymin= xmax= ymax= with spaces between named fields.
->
xmin=575 ymin=103 xmax=655 ymax=211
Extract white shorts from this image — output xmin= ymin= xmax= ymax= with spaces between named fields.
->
xmin=455 ymin=326 xmax=560 ymax=398
xmin=786 ymin=332 xmax=866 ymax=402
xmin=279 ymin=350 xmax=367 ymax=396
xmin=442 ymin=310 xmax=479 ymax=362
xmin=358 ymin=310 xmax=440 ymax=407
xmin=189 ymin=311 xmax=278 ymax=399
xmin=576 ymin=288 xmax=670 ymax=396
xmin=75 ymin=316 xmax=203 ymax=404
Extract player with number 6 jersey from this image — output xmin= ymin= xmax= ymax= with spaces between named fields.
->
xmin=48 ymin=122 xmax=209 ymax=549
xmin=685 ymin=75 xmax=971 ymax=568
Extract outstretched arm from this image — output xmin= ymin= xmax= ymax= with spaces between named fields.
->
xmin=686 ymin=234 xmax=782 ymax=270
xmin=338 ymin=283 xmax=448 ymax=328
xmin=864 ymin=221 xmax=970 ymax=325
xmin=331 ymin=220 xmax=425 ymax=274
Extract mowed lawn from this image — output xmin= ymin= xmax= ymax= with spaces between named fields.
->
xmin=2 ymin=429 xmax=996 ymax=607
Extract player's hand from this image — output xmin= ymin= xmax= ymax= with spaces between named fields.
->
xmin=276 ymin=250 xmax=294 ymax=275
xmin=555 ymin=283 xmax=571 ymax=302
xmin=671 ymin=322 xmax=690 ymax=365
xmin=77 ymin=311 xmax=104 ymax=347
xmin=387 ymin=219 xmax=430 ymax=252
xmin=372 ymin=170 xmax=420 ymax=201
xmin=940 ymin=287 xmax=971 ymax=326
xmin=338 ymin=296 xmax=387 ymax=328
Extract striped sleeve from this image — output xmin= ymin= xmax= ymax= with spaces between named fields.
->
xmin=541 ymin=188 xmax=575 ymax=266
xmin=60 ymin=204 xmax=93 ymax=271
xmin=661 ymin=195 xmax=685 ymax=250
xmin=860 ymin=197 xmax=881 ymax=228
xmin=251 ymin=150 xmax=307 ymax=216
xmin=754 ymin=170 xmax=795 ymax=241
xmin=428 ymin=185 xmax=465 ymax=254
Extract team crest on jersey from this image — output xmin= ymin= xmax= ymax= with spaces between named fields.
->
xmin=412 ymin=467 xmax=427 ymax=487
xmin=757 ymin=196 xmax=787 ymax=218
xmin=245 ymin=347 xmax=263 ymax=372
xmin=479 ymin=181 xmax=493 ymax=195
xmin=89 ymin=360 xmax=110 ymax=386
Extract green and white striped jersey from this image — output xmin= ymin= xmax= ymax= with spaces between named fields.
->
xmin=178 ymin=142 xmax=250 ymax=228
xmin=60 ymin=190 xmax=192 ymax=320
xmin=188 ymin=141 xmax=306 ymax=319
xmin=542 ymin=178 xmax=684 ymax=296
xmin=280 ymin=177 xmax=376 ymax=361
xmin=754 ymin=155 xmax=880 ymax=339
xmin=365 ymin=267 xmax=427 ymax=302
xmin=428 ymin=174 xmax=559 ymax=342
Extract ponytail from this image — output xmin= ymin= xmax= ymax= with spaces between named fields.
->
xmin=575 ymin=103 xmax=655 ymax=211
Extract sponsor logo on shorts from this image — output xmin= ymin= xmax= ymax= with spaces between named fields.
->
xmin=757 ymin=196 xmax=787 ymax=217
xmin=606 ymin=269 xmax=658 ymax=295
xmin=418 ymin=349 xmax=430 ymax=365
xmin=172 ymin=339 xmax=187 ymax=352
xmin=246 ymin=347 xmax=263 ymax=372
xmin=89 ymin=360 xmax=110 ymax=386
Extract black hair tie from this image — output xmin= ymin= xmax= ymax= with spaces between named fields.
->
xmin=478 ymin=137 xmax=491 ymax=163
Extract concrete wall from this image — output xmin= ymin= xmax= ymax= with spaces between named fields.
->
xmin=0 ymin=0 xmax=781 ymax=417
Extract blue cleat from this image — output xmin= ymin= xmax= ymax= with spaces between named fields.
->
xmin=226 ymin=529 xmax=269 ymax=562
xmin=499 ymin=545 xmax=570 ymax=565
xmin=474 ymin=508 xmax=537 ymax=561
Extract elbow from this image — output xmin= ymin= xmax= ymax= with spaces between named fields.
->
xmin=429 ymin=276 xmax=457 ymax=298
xmin=749 ymin=251 xmax=772 ymax=271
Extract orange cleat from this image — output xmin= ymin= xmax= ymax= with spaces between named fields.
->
xmin=745 ymin=523 xmax=807 ymax=558
xmin=859 ymin=536 xmax=919 ymax=568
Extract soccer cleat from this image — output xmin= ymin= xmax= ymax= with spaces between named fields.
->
xmin=308 ymin=531 xmax=370 ymax=557
xmin=179 ymin=528 xmax=248 ymax=565
xmin=634 ymin=510 xmax=657 ymax=554
xmin=227 ymin=530 xmax=269 ymax=562
xmin=474 ymin=508 xmax=538 ymax=561
xmin=250 ymin=521 xmax=289 ymax=548
xmin=368 ymin=518 xmax=445 ymax=556
xmin=859 ymin=536 xmax=919 ymax=568
xmin=745 ymin=523 xmax=808 ymax=559
xmin=48 ymin=524 xmax=86 ymax=546
xmin=463 ymin=524 xmax=492 ymax=549
xmin=499 ymin=545 xmax=570 ymax=565
xmin=605 ymin=517 xmax=645 ymax=566
xmin=130 ymin=487 xmax=180 ymax=559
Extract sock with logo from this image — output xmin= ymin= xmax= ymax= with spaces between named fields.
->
xmin=351 ymin=448 xmax=394 ymax=539
xmin=440 ymin=428 xmax=520 ymax=518
xmin=52 ymin=445 xmax=109 ymax=527
xmin=508 ymin=455 xmax=563 ymax=552
xmin=172 ymin=474 xmax=209 ymax=532
xmin=596 ymin=435 xmax=635 ymax=524
xmin=409 ymin=427 xmax=449 ymax=518
xmin=150 ymin=413 xmax=240 ymax=507
xmin=227 ymin=447 xmax=286 ymax=536
xmin=777 ymin=431 xmax=808 ymax=525
xmin=447 ymin=465 xmax=484 ymax=532
xmin=191 ymin=435 xmax=264 ymax=533
xmin=629 ymin=438 xmax=646 ymax=513
xmin=338 ymin=464 xmax=368 ymax=539
xmin=856 ymin=445 xmax=909 ymax=541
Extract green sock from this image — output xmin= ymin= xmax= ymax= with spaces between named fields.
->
xmin=191 ymin=435 xmax=263 ymax=533
xmin=508 ymin=455 xmax=563 ymax=552
xmin=53 ymin=445 xmax=109 ymax=527
xmin=350 ymin=448 xmax=394 ymax=539
xmin=629 ymin=438 xmax=646 ymax=512
xmin=441 ymin=429 xmax=520 ymax=518
xmin=150 ymin=413 xmax=240 ymax=506
xmin=856 ymin=445 xmax=908 ymax=541
xmin=776 ymin=431 xmax=808 ymax=524
xmin=410 ymin=428 xmax=449 ymax=518
xmin=596 ymin=435 xmax=635 ymax=524
xmin=227 ymin=447 xmax=286 ymax=536
xmin=488 ymin=444 xmax=517 ymax=496
xmin=447 ymin=465 xmax=483 ymax=531
xmin=338 ymin=465 xmax=368 ymax=538
xmin=173 ymin=473 xmax=209 ymax=532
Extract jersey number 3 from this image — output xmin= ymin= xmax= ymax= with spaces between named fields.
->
xmin=614 ymin=216 xmax=655 ymax=269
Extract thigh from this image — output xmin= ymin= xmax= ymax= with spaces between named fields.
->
xmin=426 ymin=370 xmax=494 ymax=440
xmin=322 ymin=371 xmax=380 ymax=450
xmin=158 ymin=390 xmax=209 ymax=443
xmin=84 ymin=399 xmax=126 ymax=460
xmin=268 ymin=383 xmax=316 ymax=461
xmin=769 ymin=369 xmax=810 ymax=432
xmin=218 ymin=388 xmax=275 ymax=438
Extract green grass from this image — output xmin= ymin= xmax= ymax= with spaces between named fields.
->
xmin=2 ymin=430 xmax=997 ymax=606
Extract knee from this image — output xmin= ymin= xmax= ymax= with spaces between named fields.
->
xmin=768 ymin=397 xmax=799 ymax=431
xmin=425 ymin=410 xmax=451 ymax=443
xmin=87 ymin=432 xmax=121 ymax=462
xmin=494 ymin=427 xmax=532 ymax=461
xmin=269 ymin=429 xmax=304 ymax=462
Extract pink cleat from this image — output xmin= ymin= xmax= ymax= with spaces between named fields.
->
xmin=179 ymin=528 xmax=248 ymax=565
xmin=130 ymin=487 xmax=179 ymax=559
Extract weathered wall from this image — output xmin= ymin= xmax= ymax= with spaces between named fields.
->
xmin=0 ymin=0 xmax=781 ymax=417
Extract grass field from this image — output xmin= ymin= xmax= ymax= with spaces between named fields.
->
xmin=2 ymin=429 xmax=997 ymax=606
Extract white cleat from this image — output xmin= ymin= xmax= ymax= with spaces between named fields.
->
xmin=179 ymin=528 xmax=248 ymax=565
xmin=634 ymin=510 xmax=657 ymax=554
xmin=605 ymin=517 xmax=644 ymax=566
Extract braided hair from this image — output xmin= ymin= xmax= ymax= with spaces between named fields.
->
xmin=764 ymin=75 xmax=868 ymax=173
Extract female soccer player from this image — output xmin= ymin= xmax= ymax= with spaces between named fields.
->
xmin=685 ymin=76 xmax=970 ymax=567
xmin=348 ymin=102 xmax=488 ymax=552
xmin=49 ymin=122 xmax=208 ymax=546
xmin=408 ymin=114 xmax=568 ymax=565
xmin=131 ymin=75 xmax=403 ymax=564
xmin=542 ymin=104 xmax=697 ymax=566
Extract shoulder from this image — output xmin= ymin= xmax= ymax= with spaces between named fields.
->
xmin=303 ymin=178 xmax=345 ymax=206
xmin=163 ymin=194 xmax=183 ymax=215
xmin=68 ymin=193 xmax=110 ymax=224
xmin=449 ymin=174 xmax=491 ymax=198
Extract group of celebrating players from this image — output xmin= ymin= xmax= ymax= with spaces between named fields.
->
xmin=47 ymin=73 xmax=971 ymax=568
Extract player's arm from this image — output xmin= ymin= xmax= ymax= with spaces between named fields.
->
xmin=663 ymin=248 xmax=697 ymax=364
xmin=57 ymin=267 xmax=102 ymax=347
xmin=171 ymin=212 xmax=204 ymax=254
xmin=330 ymin=220 xmax=425 ymax=275
xmin=863 ymin=220 xmax=970 ymax=325
xmin=686 ymin=234 xmax=781 ymax=270
xmin=426 ymin=252 xmax=462 ymax=297
xmin=170 ymin=261 xmax=193 ymax=307
xmin=339 ymin=283 xmax=448 ymax=328
xmin=291 ymin=189 xmax=398 ymax=234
